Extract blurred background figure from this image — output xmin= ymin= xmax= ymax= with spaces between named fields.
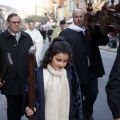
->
xmin=47 ymin=26 xmax=53 ymax=42
xmin=25 ymin=21 xmax=43 ymax=66
xmin=107 ymin=32 xmax=118 ymax=48
xmin=21 ymin=25 xmax=27 ymax=31
xmin=51 ymin=20 xmax=66 ymax=41
xmin=39 ymin=27 xmax=46 ymax=42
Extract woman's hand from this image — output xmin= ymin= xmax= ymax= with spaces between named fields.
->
xmin=115 ymin=118 xmax=120 ymax=120
xmin=25 ymin=106 xmax=36 ymax=116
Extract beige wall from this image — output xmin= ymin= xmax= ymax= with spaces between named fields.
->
xmin=56 ymin=0 xmax=120 ymax=23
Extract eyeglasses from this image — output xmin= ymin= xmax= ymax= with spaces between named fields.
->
xmin=9 ymin=21 xmax=21 ymax=24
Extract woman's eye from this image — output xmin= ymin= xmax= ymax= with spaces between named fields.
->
xmin=64 ymin=60 xmax=68 ymax=63
xmin=56 ymin=59 xmax=61 ymax=62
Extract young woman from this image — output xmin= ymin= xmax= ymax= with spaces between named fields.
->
xmin=24 ymin=37 xmax=83 ymax=120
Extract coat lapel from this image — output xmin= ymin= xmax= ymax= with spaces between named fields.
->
xmin=36 ymin=67 xmax=45 ymax=120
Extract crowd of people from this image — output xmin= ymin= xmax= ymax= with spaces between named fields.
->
xmin=0 ymin=9 xmax=120 ymax=120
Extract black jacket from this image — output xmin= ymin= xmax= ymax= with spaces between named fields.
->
xmin=24 ymin=65 xmax=83 ymax=120
xmin=106 ymin=44 xmax=120 ymax=119
xmin=59 ymin=28 xmax=109 ymax=84
xmin=0 ymin=30 xmax=33 ymax=95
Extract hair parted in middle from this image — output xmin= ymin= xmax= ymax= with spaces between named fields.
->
xmin=41 ymin=37 xmax=72 ymax=68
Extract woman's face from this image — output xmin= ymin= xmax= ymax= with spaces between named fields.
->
xmin=50 ymin=53 xmax=69 ymax=71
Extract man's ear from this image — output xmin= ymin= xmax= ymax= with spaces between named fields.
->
xmin=7 ymin=22 xmax=9 ymax=27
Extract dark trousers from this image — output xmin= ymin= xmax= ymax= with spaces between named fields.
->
xmin=5 ymin=95 xmax=24 ymax=120
xmin=80 ymin=78 xmax=98 ymax=118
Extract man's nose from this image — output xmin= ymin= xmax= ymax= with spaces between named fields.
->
xmin=78 ymin=17 xmax=81 ymax=20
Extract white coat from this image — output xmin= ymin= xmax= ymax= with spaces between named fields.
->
xmin=25 ymin=29 xmax=43 ymax=66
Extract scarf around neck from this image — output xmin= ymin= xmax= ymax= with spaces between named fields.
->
xmin=68 ymin=23 xmax=85 ymax=34
xmin=45 ymin=64 xmax=70 ymax=120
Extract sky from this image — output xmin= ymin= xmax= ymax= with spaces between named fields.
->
xmin=0 ymin=0 xmax=42 ymax=10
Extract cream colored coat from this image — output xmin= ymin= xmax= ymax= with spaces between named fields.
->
xmin=25 ymin=29 xmax=43 ymax=66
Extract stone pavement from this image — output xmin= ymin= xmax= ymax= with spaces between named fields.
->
xmin=99 ymin=42 xmax=119 ymax=53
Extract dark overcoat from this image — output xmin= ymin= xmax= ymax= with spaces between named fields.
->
xmin=0 ymin=30 xmax=33 ymax=95
xmin=106 ymin=44 xmax=120 ymax=119
xmin=24 ymin=65 xmax=83 ymax=120
xmin=59 ymin=28 xmax=109 ymax=84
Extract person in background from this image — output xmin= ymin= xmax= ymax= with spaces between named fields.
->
xmin=0 ymin=13 xmax=33 ymax=120
xmin=47 ymin=26 xmax=53 ymax=42
xmin=0 ymin=28 xmax=5 ymax=33
xmin=59 ymin=9 xmax=109 ymax=120
xmin=25 ymin=21 xmax=43 ymax=66
xmin=24 ymin=37 xmax=83 ymax=120
xmin=39 ymin=27 xmax=46 ymax=42
xmin=51 ymin=20 xmax=66 ymax=41
xmin=107 ymin=32 xmax=118 ymax=48
xmin=21 ymin=25 xmax=27 ymax=31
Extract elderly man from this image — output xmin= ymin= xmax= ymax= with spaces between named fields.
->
xmin=0 ymin=13 xmax=33 ymax=120
xmin=25 ymin=21 xmax=43 ymax=67
xmin=59 ymin=9 xmax=109 ymax=120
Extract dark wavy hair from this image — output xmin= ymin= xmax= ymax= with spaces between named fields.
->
xmin=41 ymin=37 xmax=72 ymax=68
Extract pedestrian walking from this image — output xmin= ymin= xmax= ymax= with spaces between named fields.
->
xmin=59 ymin=9 xmax=109 ymax=120
xmin=47 ymin=26 xmax=53 ymax=42
xmin=0 ymin=13 xmax=33 ymax=120
xmin=51 ymin=20 xmax=66 ymax=41
xmin=24 ymin=37 xmax=83 ymax=120
xmin=39 ymin=27 xmax=46 ymax=42
xmin=25 ymin=21 xmax=43 ymax=67
xmin=107 ymin=32 xmax=117 ymax=48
